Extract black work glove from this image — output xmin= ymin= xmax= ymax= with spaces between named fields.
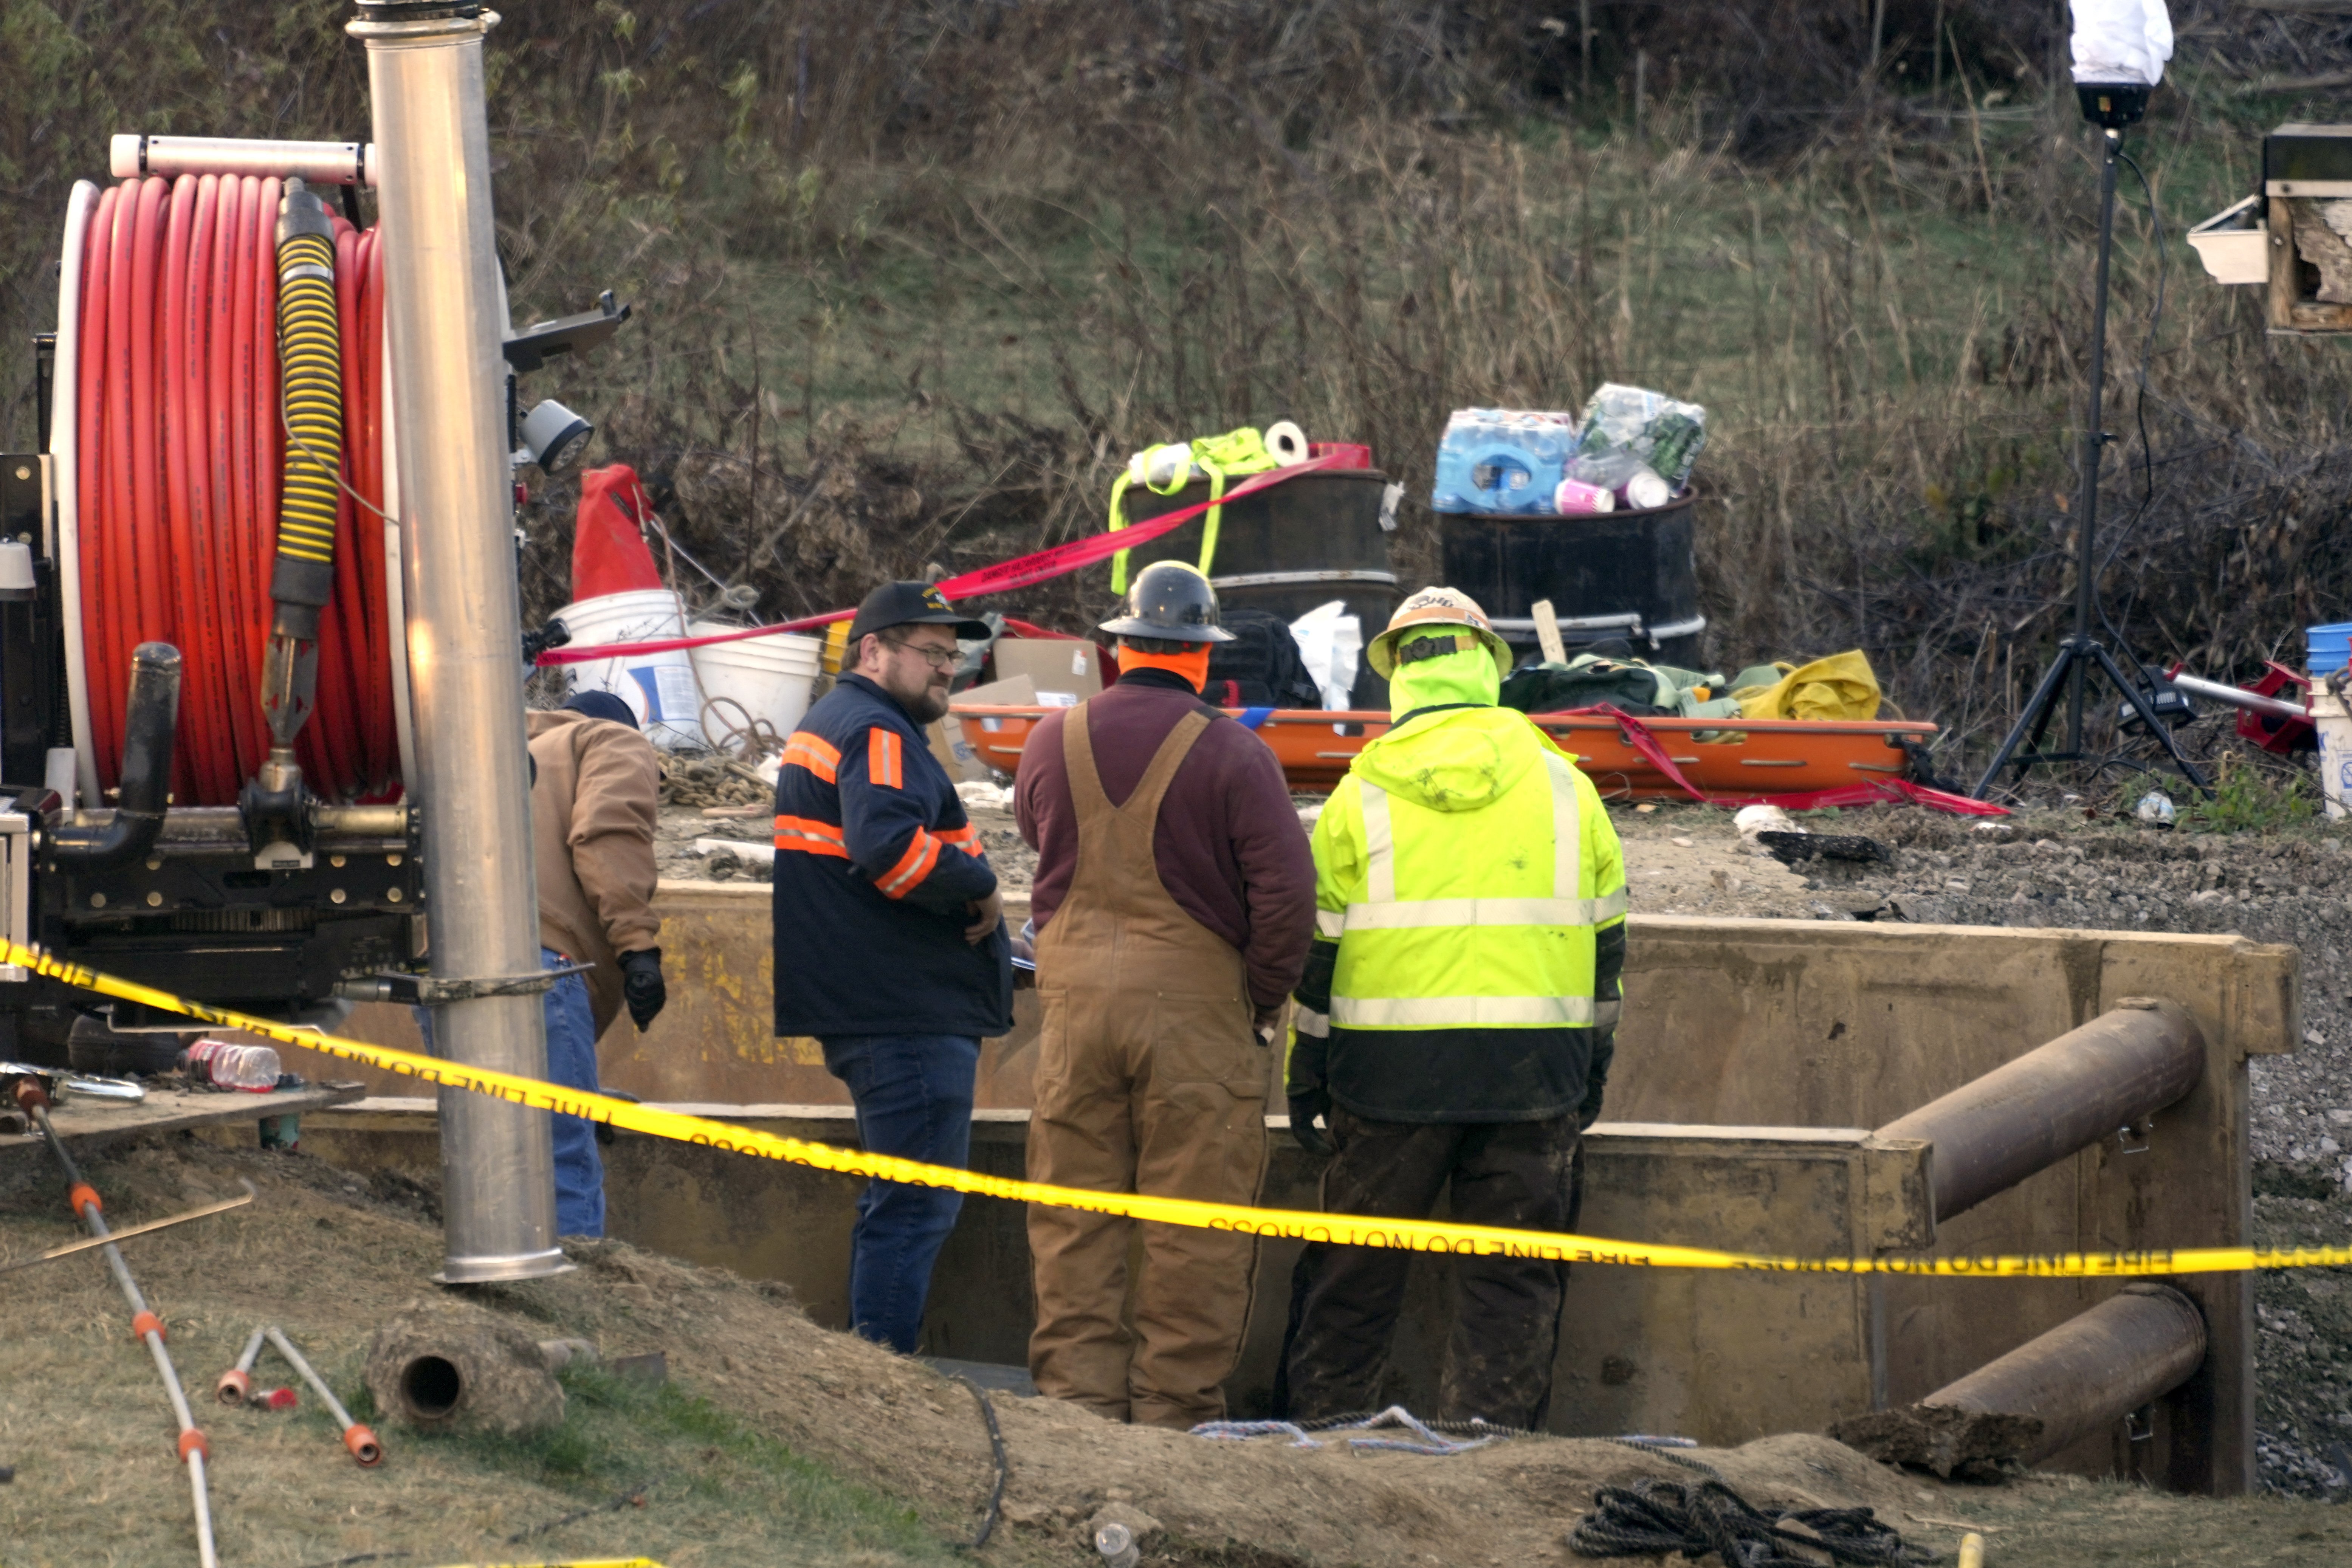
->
xmin=620 ymin=948 xmax=666 ymax=1032
xmin=1288 ymin=1088 xmax=1334 ymax=1157
xmin=1577 ymin=1076 xmax=1606 ymax=1133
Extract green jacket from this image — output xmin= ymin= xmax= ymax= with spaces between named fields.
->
xmin=1290 ymin=633 xmax=1628 ymax=1124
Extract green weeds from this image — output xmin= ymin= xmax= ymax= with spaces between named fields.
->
xmin=2185 ymin=754 xmax=2323 ymax=836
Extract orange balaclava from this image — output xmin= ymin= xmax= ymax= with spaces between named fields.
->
xmin=1118 ymin=640 xmax=1212 ymax=692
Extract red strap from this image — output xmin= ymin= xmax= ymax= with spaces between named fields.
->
xmin=1542 ymin=706 xmax=2008 ymax=818
xmin=1710 ymin=779 xmax=2009 ymax=817
xmin=536 ymin=456 xmax=1344 ymax=666
xmin=1548 ymin=705 xmax=1712 ymax=802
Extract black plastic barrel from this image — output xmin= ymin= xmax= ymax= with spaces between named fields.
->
xmin=1118 ymin=468 xmax=1399 ymax=708
xmin=1438 ymin=490 xmax=1705 ymax=670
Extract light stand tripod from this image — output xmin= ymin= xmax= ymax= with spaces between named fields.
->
xmin=1972 ymin=95 xmax=2209 ymax=800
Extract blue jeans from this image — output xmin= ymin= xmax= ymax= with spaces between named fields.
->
xmin=819 ymin=1032 xmax=980 ymax=1354
xmin=416 ymin=948 xmax=606 ymax=1239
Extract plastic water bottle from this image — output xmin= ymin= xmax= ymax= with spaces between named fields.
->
xmin=1430 ymin=409 xmax=1581 ymax=515
xmin=1095 ymin=1524 xmax=1139 ymax=1568
xmin=182 ymin=1040 xmax=281 ymax=1092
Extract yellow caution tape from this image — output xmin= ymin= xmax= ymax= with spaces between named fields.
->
xmin=10 ymin=940 xmax=2348 ymax=1279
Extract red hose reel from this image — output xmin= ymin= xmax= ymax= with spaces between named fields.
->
xmin=68 ymin=173 xmax=399 ymax=806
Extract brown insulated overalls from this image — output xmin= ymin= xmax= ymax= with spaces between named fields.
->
xmin=1027 ymin=703 xmax=1270 ymax=1428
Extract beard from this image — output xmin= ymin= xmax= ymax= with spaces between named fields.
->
xmin=897 ymin=679 xmax=951 ymax=725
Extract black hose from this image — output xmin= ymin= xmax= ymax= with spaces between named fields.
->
xmin=951 ymin=1374 xmax=1009 ymax=1548
xmin=49 ymin=642 xmax=180 ymax=871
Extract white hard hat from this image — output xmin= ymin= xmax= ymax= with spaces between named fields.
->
xmin=1367 ymin=586 xmax=1514 ymax=679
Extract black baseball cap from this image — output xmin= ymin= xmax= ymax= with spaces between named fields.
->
xmin=846 ymin=581 xmax=990 ymax=646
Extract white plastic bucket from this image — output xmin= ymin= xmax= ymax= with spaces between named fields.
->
xmin=555 ymin=588 xmax=703 ymax=750
xmin=688 ymin=621 xmax=824 ymax=748
xmin=2314 ymin=689 xmax=2352 ymax=822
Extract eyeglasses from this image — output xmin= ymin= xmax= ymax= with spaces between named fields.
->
xmin=879 ymin=635 xmax=959 ymax=671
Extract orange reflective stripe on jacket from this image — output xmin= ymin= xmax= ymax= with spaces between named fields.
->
xmin=869 ymin=728 xmax=905 ymax=790
xmin=937 ymin=824 xmax=983 ymax=856
xmin=782 ymin=732 xmax=840 ymax=782
xmin=877 ymin=827 xmax=942 ymax=897
xmin=775 ymin=814 xmax=849 ymax=858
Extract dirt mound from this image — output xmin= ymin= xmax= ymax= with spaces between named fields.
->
xmin=0 ymin=1135 xmax=1930 ymax=1567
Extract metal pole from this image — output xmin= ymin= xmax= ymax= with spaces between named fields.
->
xmin=1875 ymin=999 xmax=2203 ymax=1224
xmin=25 ymin=1094 xmax=217 ymax=1567
xmin=348 ymin=0 xmax=564 ymax=1283
xmin=2065 ymin=127 xmax=2123 ymax=755
xmin=1916 ymin=1283 xmax=2206 ymax=1466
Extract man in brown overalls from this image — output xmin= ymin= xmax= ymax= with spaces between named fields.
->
xmin=1013 ymin=562 xmax=1317 ymax=1427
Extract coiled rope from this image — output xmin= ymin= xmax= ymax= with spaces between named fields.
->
xmin=69 ymin=174 xmax=397 ymax=803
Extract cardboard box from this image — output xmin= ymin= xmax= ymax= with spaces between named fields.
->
xmin=991 ymin=638 xmax=1102 ymax=708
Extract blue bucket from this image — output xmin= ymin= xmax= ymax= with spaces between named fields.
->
xmin=2311 ymin=622 xmax=2352 ymax=677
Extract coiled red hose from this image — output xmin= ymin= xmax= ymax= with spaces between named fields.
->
xmin=72 ymin=175 xmax=398 ymax=804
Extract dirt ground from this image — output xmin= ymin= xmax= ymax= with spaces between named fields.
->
xmin=4 ymin=1136 xmax=2352 ymax=1568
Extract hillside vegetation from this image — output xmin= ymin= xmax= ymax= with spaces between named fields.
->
xmin=3 ymin=1 xmax=2349 ymax=773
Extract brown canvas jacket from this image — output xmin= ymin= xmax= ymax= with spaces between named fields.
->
xmin=528 ymin=708 xmax=662 ymax=1038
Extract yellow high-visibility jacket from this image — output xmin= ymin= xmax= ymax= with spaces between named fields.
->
xmin=1289 ymin=705 xmax=1627 ymax=1124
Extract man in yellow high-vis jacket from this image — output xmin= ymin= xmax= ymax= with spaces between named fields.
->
xmin=1280 ymin=587 xmax=1628 ymax=1430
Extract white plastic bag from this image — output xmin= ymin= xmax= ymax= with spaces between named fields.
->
xmin=1289 ymin=600 xmax=1363 ymax=711
xmin=2070 ymin=0 xmax=2171 ymax=87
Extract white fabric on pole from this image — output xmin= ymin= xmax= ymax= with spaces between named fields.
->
xmin=2070 ymin=0 xmax=2171 ymax=86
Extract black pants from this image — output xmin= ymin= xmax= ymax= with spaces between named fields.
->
xmin=1281 ymin=1107 xmax=1583 ymax=1430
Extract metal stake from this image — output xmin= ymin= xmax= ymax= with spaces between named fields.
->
xmin=23 ymin=1091 xmax=217 ymax=1568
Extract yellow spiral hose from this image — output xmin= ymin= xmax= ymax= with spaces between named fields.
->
xmin=274 ymin=227 xmax=341 ymax=569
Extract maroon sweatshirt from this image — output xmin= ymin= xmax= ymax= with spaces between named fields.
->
xmin=1016 ymin=669 xmax=1317 ymax=1009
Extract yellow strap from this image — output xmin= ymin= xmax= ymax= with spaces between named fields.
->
xmin=1108 ymin=444 xmax=1201 ymax=595
xmin=8 ymin=938 xmax=2340 ymax=1279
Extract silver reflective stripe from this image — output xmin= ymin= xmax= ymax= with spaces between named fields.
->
xmin=1315 ymin=909 xmax=1346 ymax=939
xmin=1294 ymin=1006 xmax=1331 ymax=1038
xmin=1545 ymin=755 xmax=1579 ymax=899
xmin=1359 ymin=784 xmax=1396 ymax=903
xmin=1594 ymin=998 xmax=1623 ymax=1032
xmin=1344 ymin=896 xmax=1624 ymax=930
xmin=1331 ymin=993 xmax=1598 ymax=1027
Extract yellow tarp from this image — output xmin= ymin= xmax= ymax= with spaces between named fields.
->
xmin=1734 ymin=649 xmax=1882 ymax=722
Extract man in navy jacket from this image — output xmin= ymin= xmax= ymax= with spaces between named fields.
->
xmin=773 ymin=581 xmax=1014 ymax=1353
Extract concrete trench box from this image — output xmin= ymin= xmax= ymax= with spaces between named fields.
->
xmin=255 ymin=885 xmax=2295 ymax=1495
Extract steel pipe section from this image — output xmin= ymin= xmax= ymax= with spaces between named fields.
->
xmin=1927 ymin=1284 xmax=2208 ymax=1466
xmin=1876 ymin=998 xmax=2204 ymax=1224
xmin=110 ymin=134 xmax=375 ymax=187
xmin=351 ymin=0 xmax=564 ymax=1282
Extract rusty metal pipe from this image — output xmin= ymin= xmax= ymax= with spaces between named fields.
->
xmin=1926 ymin=1283 xmax=2207 ymax=1466
xmin=1875 ymin=999 xmax=2204 ymax=1223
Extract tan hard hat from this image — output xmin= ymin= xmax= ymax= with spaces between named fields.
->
xmin=1367 ymin=586 xmax=1514 ymax=679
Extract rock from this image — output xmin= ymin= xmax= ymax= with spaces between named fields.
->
xmin=1086 ymin=1504 xmax=1164 ymax=1546
xmin=364 ymin=1299 xmax=567 ymax=1437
